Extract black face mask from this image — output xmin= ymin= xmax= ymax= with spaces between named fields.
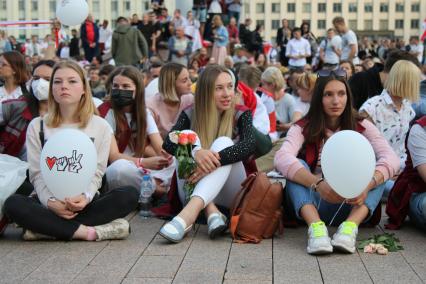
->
xmin=111 ymin=89 xmax=134 ymax=108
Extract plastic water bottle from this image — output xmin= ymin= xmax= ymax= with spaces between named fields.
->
xmin=139 ymin=175 xmax=155 ymax=218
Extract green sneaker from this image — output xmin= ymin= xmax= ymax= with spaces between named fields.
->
xmin=307 ymin=221 xmax=333 ymax=255
xmin=331 ymin=221 xmax=358 ymax=253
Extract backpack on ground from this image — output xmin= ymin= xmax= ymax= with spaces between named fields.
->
xmin=229 ymin=172 xmax=283 ymax=243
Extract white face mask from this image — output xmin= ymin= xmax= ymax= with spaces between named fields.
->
xmin=31 ymin=78 xmax=49 ymax=101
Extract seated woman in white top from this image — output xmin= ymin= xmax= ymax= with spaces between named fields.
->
xmin=98 ymin=66 xmax=173 ymax=195
xmin=359 ymin=60 xmax=421 ymax=196
xmin=3 ymin=60 xmax=139 ymax=241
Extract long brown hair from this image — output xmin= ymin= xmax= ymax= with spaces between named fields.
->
xmin=46 ymin=60 xmax=97 ymax=128
xmin=192 ymin=65 xmax=235 ymax=148
xmin=158 ymin=62 xmax=186 ymax=104
xmin=108 ymin=66 xmax=147 ymax=156
xmin=303 ymin=75 xmax=360 ymax=144
xmin=1 ymin=51 xmax=30 ymax=85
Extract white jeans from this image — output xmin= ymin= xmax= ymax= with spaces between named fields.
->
xmin=106 ymin=159 xmax=176 ymax=191
xmin=177 ymin=136 xmax=247 ymax=208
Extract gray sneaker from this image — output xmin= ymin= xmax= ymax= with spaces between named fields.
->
xmin=94 ymin=218 xmax=130 ymax=241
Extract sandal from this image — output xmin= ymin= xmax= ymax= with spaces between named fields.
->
xmin=159 ymin=217 xmax=192 ymax=243
xmin=207 ymin=213 xmax=227 ymax=239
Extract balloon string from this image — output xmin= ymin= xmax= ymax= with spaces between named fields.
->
xmin=329 ymin=200 xmax=346 ymax=226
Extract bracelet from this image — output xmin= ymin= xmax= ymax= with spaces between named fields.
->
xmin=310 ymin=178 xmax=324 ymax=192
xmin=136 ymin=157 xmax=144 ymax=168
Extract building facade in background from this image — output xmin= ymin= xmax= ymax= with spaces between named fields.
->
xmin=241 ymin=0 xmax=426 ymax=42
xmin=0 ymin=0 xmax=424 ymax=42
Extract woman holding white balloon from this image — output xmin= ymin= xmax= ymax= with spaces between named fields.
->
xmin=3 ymin=60 xmax=139 ymax=241
xmin=275 ymin=69 xmax=399 ymax=255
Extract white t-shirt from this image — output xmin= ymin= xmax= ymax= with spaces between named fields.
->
xmin=341 ymin=30 xmax=358 ymax=62
xmin=407 ymin=124 xmax=426 ymax=168
xmin=275 ymin=93 xmax=296 ymax=136
xmin=285 ymin=37 xmax=311 ymax=67
xmin=410 ymin=43 xmax=424 ymax=63
xmin=320 ymin=35 xmax=342 ymax=64
xmin=294 ymin=97 xmax=310 ymax=117
xmin=104 ymin=108 xmax=159 ymax=155
xmin=145 ymin=78 xmax=159 ymax=100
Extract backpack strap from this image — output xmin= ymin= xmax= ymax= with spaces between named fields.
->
xmin=39 ymin=119 xmax=45 ymax=149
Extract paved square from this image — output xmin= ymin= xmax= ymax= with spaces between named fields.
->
xmin=1 ymin=206 xmax=425 ymax=284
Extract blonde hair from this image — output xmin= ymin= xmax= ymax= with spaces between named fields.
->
xmin=192 ymin=65 xmax=235 ymax=148
xmin=212 ymin=15 xmax=223 ymax=27
xmin=46 ymin=60 xmax=97 ymax=128
xmin=384 ymin=60 xmax=421 ymax=102
xmin=158 ymin=62 xmax=186 ymax=104
xmin=295 ymin=73 xmax=317 ymax=93
xmin=261 ymin=66 xmax=285 ymax=91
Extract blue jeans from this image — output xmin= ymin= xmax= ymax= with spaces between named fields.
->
xmin=285 ymin=160 xmax=385 ymax=225
xmin=409 ymin=192 xmax=426 ymax=231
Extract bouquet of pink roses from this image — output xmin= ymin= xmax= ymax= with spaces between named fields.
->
xmin=168 ymin=130 xmax=199 ymax=202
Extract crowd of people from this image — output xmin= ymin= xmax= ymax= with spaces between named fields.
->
xmin=0 ymin=0 xmax=426 ymax=256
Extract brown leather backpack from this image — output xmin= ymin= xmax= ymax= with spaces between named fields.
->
xmin=229 ymin=172 xmax=283 ymax=243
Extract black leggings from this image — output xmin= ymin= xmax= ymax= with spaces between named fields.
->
xmin=3 ymin=186 xmax=139 ymax=240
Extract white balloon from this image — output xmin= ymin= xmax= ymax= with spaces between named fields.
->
xmin=40 ymin=129 xmax=97 ymax=201
xmin=321 ymin=130 xmax=376 ymax=199
xmin=56 ymin=0 xmax=89 ymax=26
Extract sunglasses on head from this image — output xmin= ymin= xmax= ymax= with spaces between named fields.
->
xmin=317 ymin=68 xmax=347 ymax=79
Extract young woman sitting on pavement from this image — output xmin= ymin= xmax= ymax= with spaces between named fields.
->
xmin=3 ymin=60 xmax=139 ymax=241
xmin=98 ymin=66 xmax=173 ymax=195
xmin=159 ymin=65 xmax=256 ymax=243
xmin=274 ymin=69 xmax=399 ymax=255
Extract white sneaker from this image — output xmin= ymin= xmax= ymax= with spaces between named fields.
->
xmin=307 ymin=221 xmax=333 ymax=255
xmin=94 ymin=218 xmax=130 ymax=241
xmin=331 ymin=221 xmax=358 ymax=253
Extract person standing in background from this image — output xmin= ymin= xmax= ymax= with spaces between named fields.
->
xmin=80 ymin=14 xmax=99 ymax=62
xmin=99 ymin=20 xmax=112 ymax=55
xmin=276 ymin=19 xmax=291 ymax=67
xmin=319 ymin=28 xmax=342 ymax=70
xmin=211 ymin=15 xmax=229 ymax=65
xmin=69 ymin=29 xmax=80 ymax=59
xmin=333 ymin=17 xmax=359 ymax=65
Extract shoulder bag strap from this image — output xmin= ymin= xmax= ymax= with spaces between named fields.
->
xmin=39 ymin=119 xmax=45 ymax=149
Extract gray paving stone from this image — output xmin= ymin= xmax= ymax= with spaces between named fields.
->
xmin=122 ymin=278 xmax=172 ymax=284
xmin=230 ymin=238 xmax=272 ymax=258
xmin=318 ymin=253 xmax=372 ymax=283
xmin=225 ymin=256 xmax=272 ymax=281
xmin=273 ymin=237 xmax=322 ymax=283
xmin=410 ymin=262 xmax=426 ymax=282
xmin=71 ymin=264 xmax=130 ymax=284
xmin=223 ymin=281 xmax=271 ymax=284
xmin=144 ymin=235 xmax=192 ymax=256
xmin=128 ymin=255 xmax=183 ymax=278
xmin=172 ymin=224 xmax=231 ymax=283
xmin=360 ymin=251 xmax=423 ymax=283
xmin=22 ymin=274 xmax=76 ymax=284
xmin=399 ymin=238 xmax=426 ymax=264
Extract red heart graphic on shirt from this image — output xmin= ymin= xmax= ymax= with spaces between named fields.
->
xmin=46 ymin=157 xmax=57 ymax=170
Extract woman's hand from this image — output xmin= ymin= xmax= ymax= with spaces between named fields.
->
xmin=140 ymin=156 xmax=171 ymax=170
xmin=65 ymin=194 xmax=89 ymax=212
xmin=194 ymin=149 xmax=221 ymax=173
xmin=317 ymin=181 xmax=345 ymax=204
xmin=47 ymin=199 xmax=78 ymax=219
xmin=187 ymin=166 xmax=208 ymax=184
xmin=346 ymin=190 xmax=368 ymax=207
